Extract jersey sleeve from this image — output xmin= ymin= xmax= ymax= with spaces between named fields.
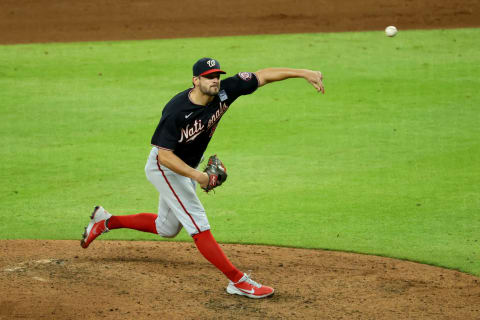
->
xmin=221 ymin=72 xmax=259 ymax=101
xmin=150 ymin=114 xmax=180 ymax=150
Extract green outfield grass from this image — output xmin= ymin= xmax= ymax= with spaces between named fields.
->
xmin=1 ymin=29 xmax=479 ymax=276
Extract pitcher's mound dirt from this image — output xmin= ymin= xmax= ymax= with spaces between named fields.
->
xmin=1 ymin=240 xmax=479 ymax=319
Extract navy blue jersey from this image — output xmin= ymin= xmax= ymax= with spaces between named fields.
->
xmin=151 ymin=72 xmax=258 ymax=167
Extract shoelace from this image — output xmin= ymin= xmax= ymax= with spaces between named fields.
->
xmin=243 ymin=274 xmax=261 ymax=288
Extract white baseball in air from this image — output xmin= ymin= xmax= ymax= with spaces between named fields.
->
xmin=385 ymin=26 xmax=398 ymax=37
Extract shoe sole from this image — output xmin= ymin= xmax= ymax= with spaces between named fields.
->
xmin=226 ymin=285 xmax=274 ymax=299
xmin=80 ymin=206 xmax=101 ymax=249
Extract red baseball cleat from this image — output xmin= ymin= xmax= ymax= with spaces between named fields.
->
xmin=80 ymin=206 xmax=112 ymax=249
xmin=226 ymin=273 xmax=274 ymax=299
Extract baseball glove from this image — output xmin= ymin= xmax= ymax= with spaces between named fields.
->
xmin=202 ymin=155 xmax=227 ymax=193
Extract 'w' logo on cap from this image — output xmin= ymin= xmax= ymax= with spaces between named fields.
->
xmin=193 ymin=57 xmax=226 ymax=77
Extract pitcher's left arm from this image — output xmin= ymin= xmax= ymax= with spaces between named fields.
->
xmin=255 ymin=68 xmax=325 ymax=93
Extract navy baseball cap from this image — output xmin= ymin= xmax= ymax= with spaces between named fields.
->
xmin=193 ymin=58 xmax=226 ymax=77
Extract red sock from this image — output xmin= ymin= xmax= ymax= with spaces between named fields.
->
xmin=193 ymin=230 xmax=244 ymax=282
xmin=107 ymin=213 xmax=158 ymax=234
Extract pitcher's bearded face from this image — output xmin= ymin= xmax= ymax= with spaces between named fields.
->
xmin=197 ymin=73 xmax=221 ymax=96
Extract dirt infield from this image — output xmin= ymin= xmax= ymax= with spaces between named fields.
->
xmin=2 ymin=0 xmax=480 ymax=319
xmin=0 ymin=0 xmax=479 ymax=44
xmin=1 ymin=240 xmax=480 ymax=319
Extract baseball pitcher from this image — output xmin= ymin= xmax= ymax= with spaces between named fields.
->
xmin=81 ymin=57 xmax=324 ymax=298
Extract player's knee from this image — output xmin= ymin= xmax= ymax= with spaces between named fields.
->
xmin=159 ymin=231 xmax=178 ymax=238
xmin=157 ymin=223 xmax=182 ymax=238
xmin=160 ymin=233 xmax=176 ymax=238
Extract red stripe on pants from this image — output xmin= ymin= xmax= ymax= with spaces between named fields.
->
xmin=157 ymin=158 xmax=201 ymax=234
